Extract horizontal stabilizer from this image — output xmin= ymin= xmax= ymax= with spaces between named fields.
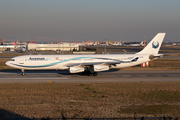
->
xmin=149 ymin=54 xmax=164 ymax=60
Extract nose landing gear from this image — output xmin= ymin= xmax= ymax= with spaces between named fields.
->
xmin=21 ymin=69 xmax=25 ymax=76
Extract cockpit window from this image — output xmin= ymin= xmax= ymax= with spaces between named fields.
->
xmin=10 ymin=59 xmax=15 ymax=61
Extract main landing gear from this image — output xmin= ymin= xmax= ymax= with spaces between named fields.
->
xmin=21 ymin=69 xmax=25 ymax=76
xmin=84 ymin=66 xmax=97 ymax=76
xmin=86 ymin=72 xmax=97 ymax=76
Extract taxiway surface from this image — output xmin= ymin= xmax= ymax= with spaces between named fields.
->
xmin=0 ymin=70 xmax=180 ymax=83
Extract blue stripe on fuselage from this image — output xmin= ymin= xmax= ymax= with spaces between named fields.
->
xmin=10 ymin=57 xmax=95 ymax=68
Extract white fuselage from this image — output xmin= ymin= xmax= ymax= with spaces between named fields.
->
xmin=6 ymin=54 xmax=150 ymax=70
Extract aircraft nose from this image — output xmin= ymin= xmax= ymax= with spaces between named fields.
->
xmin=5 ymin=61 xmax=10 ymax=66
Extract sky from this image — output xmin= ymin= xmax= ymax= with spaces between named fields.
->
xmin=0 ymin=0 xmax=180 ymax=42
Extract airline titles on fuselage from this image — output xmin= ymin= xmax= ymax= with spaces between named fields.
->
xmin=28 ymin=57 xmax=46 ymax=61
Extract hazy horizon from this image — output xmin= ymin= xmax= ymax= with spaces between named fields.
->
xmin=0 ymin=0 xmax=180 ymax=42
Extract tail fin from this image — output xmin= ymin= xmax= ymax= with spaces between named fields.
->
xmin=140 ymin=41 xmax=144 ymax=46
xmin=13 ymin=41 xmax=17 ymax=45
xmin=136 ymin=33 xmax=166 ymax=54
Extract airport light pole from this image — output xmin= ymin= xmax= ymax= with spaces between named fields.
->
xmin=96 ymin=40 xmax=98 ymax=54
xmin=105 ymin=39 xmax=106 ymax=54
xmin=81 ymin=39 xmax=82 ymax=51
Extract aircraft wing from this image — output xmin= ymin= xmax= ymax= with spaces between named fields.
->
xmin=66 ymin=57 xmax=139 ymax=67
xmin=66 ymin=61 xmax=121 ymax=67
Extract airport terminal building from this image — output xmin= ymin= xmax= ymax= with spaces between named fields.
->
xmin=0 ymin=45 xmax=15 ymax=51
xmin=27 ymin=43 xmax=79 ymax=51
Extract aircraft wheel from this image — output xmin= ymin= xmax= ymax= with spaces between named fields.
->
xmin=93 ymin=73 xmax=97 ymax=76
xmin=87 ymin=72 xmax=92 ymax=76
xmin=88 ymin=73 xmax=92 ymax=76
xmin=22 ymin=72 xmax=25 ymax=76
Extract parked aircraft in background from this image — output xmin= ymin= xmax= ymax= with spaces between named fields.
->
xmin=6 ymin=33 xmax=166 ymax=76
xmin=15 ymin=41 xmax=28 ymax=53
xmin=28 ymin=41 xmax=34 ymax=44
xmin=129 ymin=41 xmax=145 ymax=46
xmin=13 ymin=41 xmax=17 ymax=45
xmin=15 ymin=46 xmax=26 ymax=53
xmin=109 ymin=41 xmax=123 ymax=46
xmin=0 ymin=41 xmax=18 ymax=51
xmin=0 ymin=41 xmax=17 ymax=48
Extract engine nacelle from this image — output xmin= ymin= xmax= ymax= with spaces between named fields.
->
xmin=94 ymin=65 xmax=109 ymax=72
xmin=69 ymin=66 xmax=84 ymax=73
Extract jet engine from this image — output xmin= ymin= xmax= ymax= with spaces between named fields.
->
xmin=94 ymin=65 xmax=109 ymax=72
xmin=69 ymin=66 xmax=84 ymax=73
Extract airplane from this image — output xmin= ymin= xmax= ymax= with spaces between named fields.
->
xmin=28 ymin=41 xmax=35 ymax=44
xmin=109 ymin=41 xmax=123 ymax=46
xmin=0 ymin=41 xmax=17 ymax=51
xmin=0 ymin=41 xmax=17 ymax=47
xmin=6 ymin=33 xmax=166 ymax=76
xmin=14 ymin=41 xmax=27 ymax=53
xmin=128 ymin=41 xmax=145 ymax=46
xmin=15 ymin=46 xmax=26 ymax=53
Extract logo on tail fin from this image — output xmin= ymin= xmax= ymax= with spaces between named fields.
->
xmin=152 ymin=41 xmax=159 ymax=49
